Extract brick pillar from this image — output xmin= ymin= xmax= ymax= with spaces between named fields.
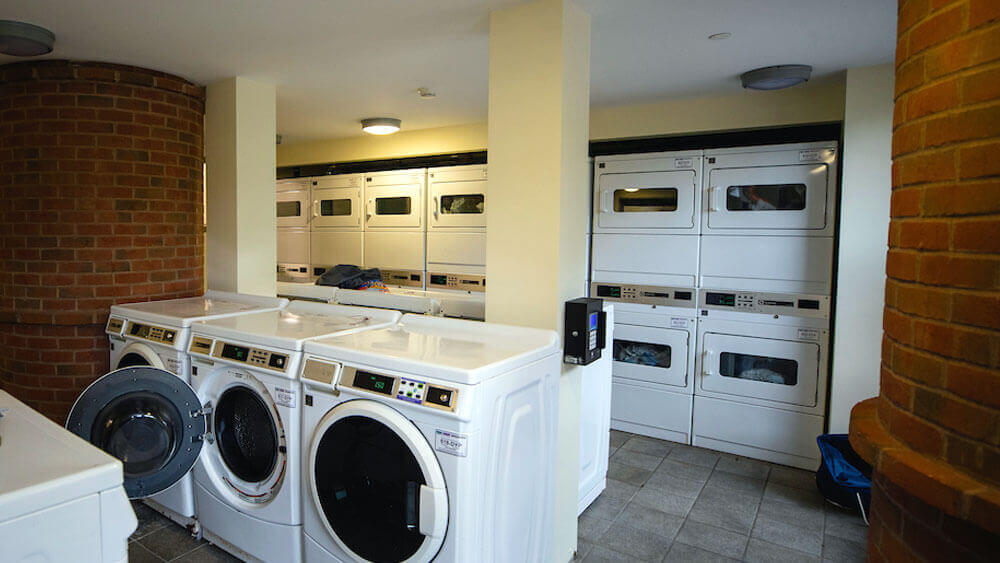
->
xmin=0 ymin=61 xmax=205 ymax=421
xmin=849 ymin=1 xmax=1000 ymax=560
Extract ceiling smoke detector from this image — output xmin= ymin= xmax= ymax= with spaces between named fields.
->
xmin=416 ymin=87 xmax=436 ymax=99
xmin=0 ymin=20 xmax=55 ymax=56
xmin=740 ymin=65 xmax=812 ymax=90
xmin=361 ymin=117 xmax=401 ymax=135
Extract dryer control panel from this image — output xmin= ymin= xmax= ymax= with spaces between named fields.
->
xmin=126 ymin=321 xmax=176 ymax=345
xmin=700 ymin=290 xmax=830 ymax=319
xmin=342 ymin=367 xmax=457 ymax=412
xmin=591 ymin=282 xmax=696 ymax=308
xmin=381 ymin=269 xmax=424 ymax=288
xmin=427 ymin=273 xmax=486 ymax=293
xmin=190 ymin=337 xmax=289 ymax=373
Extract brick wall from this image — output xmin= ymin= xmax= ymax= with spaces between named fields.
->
xmin=0 ymin=61 xmax=205 ymax=421
xmin=851 ymin=0 xmax=1000 ymax=560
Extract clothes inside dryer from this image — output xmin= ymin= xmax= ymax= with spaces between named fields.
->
xmin=313 ymin=414 xmax=427 ymax=563
xmin=214 ymin=385 xmax=279 ymax=483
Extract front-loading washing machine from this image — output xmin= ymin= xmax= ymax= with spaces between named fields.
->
xmin=590 ymin=281 xmax=699 ymax=443
xmin=67 ymin=301 xmax=401 ymax=563
xmin=102 ymin=290 xmax=289 ymax=528
xmin=298 ymin=314 xmax=560 ymax=562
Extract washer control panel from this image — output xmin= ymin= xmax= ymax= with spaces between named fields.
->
xmin=343 ymin=367 xmax=457 ymax=412
xmin=700 ymin=290 xmax=830 ymax=319
xmin=197 ymin=339 xmax=289 ymax=373
xmin=105 ymin=316 xmax=125 ymax=336
xmin=126 ymin=321 xmax=176 ymax=345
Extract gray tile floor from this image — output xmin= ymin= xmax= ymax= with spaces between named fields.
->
xmin=576 ymin=430 xmax=869 ymax=563
xmin=128 ymin=502 xmax=240 ymax=562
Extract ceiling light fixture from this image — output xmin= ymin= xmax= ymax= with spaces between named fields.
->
xmin=416 ymin=87 xmax=436 ymax=99
xmin=740 ymin=64 xmax=812 ymax=90
xmin=708 ymin=32 xmax=731 ymax=40
xmin=361 ymin=117 xmax=401 ymax=135
xmin=0 ymin=20 xmax=55 ymax=56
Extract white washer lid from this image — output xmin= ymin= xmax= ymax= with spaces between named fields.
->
xmin=0 ymin=390 xmax=123 ymax=521
xmin=303 ymin=313 xmax=559 ymax=385
xmin=109 ymin=291 xmax=289 ymax=328
xmin=191 ymin=301 xmax=402 ymax=351
xmin=276 ymin=281 xmax=337 ymax=302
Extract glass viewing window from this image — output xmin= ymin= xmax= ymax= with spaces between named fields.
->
xmin=613 ymin=339 xmax=671 ymax=368
xmin=375 ymin=197 xmax=412 ymax=215
xmin=320 ymin=199 xmax=352 ymax=216
xmin=613 ymin=188 xmax=678 ymax=212
xmin=440 ymin=194 xmax=484 ymax=214
xmin=719 ymin=352 xmax=798 ymax=385
xmin=726 ymin=184 xmax=806 ymax=211
xmin=276 ymin=201 xmax=301 ymax=217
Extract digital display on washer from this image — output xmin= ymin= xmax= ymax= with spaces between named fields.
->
xmin=595 ymin=285 xmax=621 ymax=298
xmin=221 ymin=343 xmax=249 ymax=362
xmin=130 ymin=323 xmax=150 ymax=338
xmin=430 ymin=275 xmax=448 ymax=285
xmin=705 ymin=292 xmax=736 ymax=306
xmin=355 ymin=371 xmax=394 ymax=395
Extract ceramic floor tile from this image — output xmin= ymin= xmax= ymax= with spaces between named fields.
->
xmin=767 ymin=465 xmax=817 ymax=491
xmin=611 ymin=448 xmax=666 ymax=471
xmin=583 ymin=545 xmax=644 ymax=562
xmin=610 ymin=430 xmax=632 ymax=449
xmin=705 ymin=468 xmax=766 ymax=497
xmin=621 ymin=436 xmax=673 ymax=457
xmin=643 ymin=471 xmax=707 ymax=499
xmin=596 ymin=522 xmax=673 ymax=562
xmin=743 ymin=538 xmax=821 ymax=563
xmin=663 ymin=541 xmax=740 ymax=563
xmin=629 ymin=486 xmax=697 ymax=517
xmin=763 ymin=481 xmax=826 ymax=508
xmin=756 ymin=496 xmax=826 ymax=533
xmin=653 ymin=458 xmax=713 ymax=483
xmin=130 ymin=502 xmax=171 ymax=541
xmin=686 ymin=485 xmax=760 ymax=535
xmin=612 ymin=503 xmax=684 ymax=539
xmin=751 ymin=515 xmax=824 ymax=556
xmin=820 ymin=533 xmax=867 ymax=563
xmin=136 ymin=522 xmax=205 ymax=561
xmin=607 ymin=461 xmax=654 ymax=486
xmin=128 ymin=542 xmax=165 ymax=563
xmin=574 ymin=539 xmax=595 ymax=561
xmin=673 ymin=519 xmax=749 ymax=559
xmin=714 ymin=455 xmax=771 ymax=481
xmin=666 ymin=446 xmax=720 ymax=469
xmin=823 ymin=508 xmax=869 ymax=545
xmin=583 ymin=494 xmax=629 ymax=521
xmin=579 ymin=513 xmax=616 ymax=540
xmin=602 ymin=478 xmax=641 ymax=501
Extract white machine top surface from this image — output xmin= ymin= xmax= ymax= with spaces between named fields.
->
xmin=304 ymin=313 xmax=559 ymax=384
xmin=276 ymin=281 xmax=337 ymax=302
xmin=191 ymin=300 xmax=401 ymax=351
xmin=110 ymin=290 xmax=289 ymax=328
xmin=0 ymin=390 xmax=123 ymax=521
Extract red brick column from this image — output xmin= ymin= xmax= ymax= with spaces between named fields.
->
xmin=849 ymin=1 xmax=1000 ymax=560
xmin=0 ymin=61 xmax=205 ymax=421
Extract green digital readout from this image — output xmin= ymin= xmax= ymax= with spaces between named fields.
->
xmin=355 ymin=370 xmax=394 ymax=396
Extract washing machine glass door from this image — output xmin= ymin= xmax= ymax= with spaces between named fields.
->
xmin=612 ymin=323 xmax=689 ymax=388
xmin=65 ymin=366 xmax=205 ymax=499
xmin=310 ymin=400 xmax=448 ymax=563
xmin=700 ymin=333 xmax=820 ymax=407
xmin=213 ymin=384 xmax=280 ymax=484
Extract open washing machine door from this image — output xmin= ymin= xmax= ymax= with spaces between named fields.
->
xmin=308 ymin=399 xmax=448 ymax=563
xmin=66 ymin=366 xmax=206 ymax=499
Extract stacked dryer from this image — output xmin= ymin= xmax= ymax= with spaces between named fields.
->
xmin=277 ymin=178 xmax=313 ymax=281
xmin=309 ymin=173 xmax=365 ymax=277
xmin=591 ymin=150 xmax=702 ymax=443
xmin=693 ymin=141 xmax=837 ymax=469
xmin=363 ymin=169 xmax=427 ymax=289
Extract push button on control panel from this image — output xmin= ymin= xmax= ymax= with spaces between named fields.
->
xmin=269 ymin=354 xmax=286 ymax=369
xmin=425 ymin=386 xmax=453 ymax=408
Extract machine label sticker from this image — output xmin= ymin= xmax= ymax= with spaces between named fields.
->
xmin=435 ymin=430 xmax=468 ymax=457
xmin=674 ymin=158 xmax=693 ymax=168
xmin=227 ymin=369 xmax=244 ymax=379
xmin=275 ymin=387 xmax=297 ymax=408
xmin=670 ymin=317 xmax=688 ymax=329
xmin=165 ymin=357 xmax=180 ymax=374
xmin=798 ymin=149 xmax=820 ymax=161
xmin=797 ymin=328 xmax=821 ymax=341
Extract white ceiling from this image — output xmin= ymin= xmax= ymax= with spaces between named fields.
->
xmin=0 ymin=0 xmax=896 ymax=143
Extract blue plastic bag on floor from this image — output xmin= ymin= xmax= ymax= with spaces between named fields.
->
xmin=815 ymin=434 xmax=872 ymax=524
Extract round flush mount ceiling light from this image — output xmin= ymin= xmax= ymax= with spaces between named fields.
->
xmin=361 ymin=117 xmax=401 ymax=135
xmin=0 ymin=20 xmax=55 ymax=56
xmin=416 ymin=87 xmax=436 ymax=99
xmin=708 ymin=32 xmax=732 ymax=40
xmin=741 ymin=64 xmax=812 ymax=90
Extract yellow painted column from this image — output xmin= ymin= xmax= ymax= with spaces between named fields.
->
xmin=486 ymin=1 xmax=591 ymax=560
xmin=204 ymin=77 xmax=277 ymax=296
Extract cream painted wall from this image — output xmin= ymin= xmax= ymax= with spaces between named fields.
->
xmin=486 ymin=1 xmax=590 ymax=561
xmin=276 ymin=74 xmax=846 ymax=168
xmin=205 ymin=77 xmax=277 ymax=296
xmin=828 ymin=64 xmax=894 ymax=433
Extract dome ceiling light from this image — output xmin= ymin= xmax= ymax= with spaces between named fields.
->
xmin=740 ymin=65 xmax=812 ymax=91
xmin=361 ymin=117 xmax=402 ymax=135
xmin=0 ymin=20 xmax=55 ymax=57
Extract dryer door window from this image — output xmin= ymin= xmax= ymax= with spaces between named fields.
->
xmin=310 ymin=400 xmax=448 ymax=563
xmin=214 ymin=385 xmax=279 ymax=483
xmin=65 ymin=366 xmax=205 ymax=499
xmin=700 ymin=333 xmax=819 ymax=407
xmin=611 ymin=324 xmax=689 ymax=388
xmin=706 ymin=163 xmax=828 ymax=232
xmin=596 ymin=170 xmax=697 ymax=231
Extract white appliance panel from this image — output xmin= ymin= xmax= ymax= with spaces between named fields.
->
xmin=364 ymin=231 xmax=425 ymax=271
xmin=427 ymin=166 xmax=487 ymax=230
xmin=699 ymin=333 xmax=819 ymax=408
xmin=591 ymin=233 xmax=699 ymax=287
xmin=612 ymin=323 xmax=689 ymax=389
xmin=699 ymin=235 xmax=833 ymax=293
xmin=578 ymin=304 xmax=613 ymax=515
xmin=365 ymin=170 xmax=425 ymax=230
xmin=277 ymin=228 xmax=310 ymax=264
xmin=311 ymin=184 xmax=363 ymax=230
xmin=310 ymin=230 xmax=363 ymax=269
xmin=426 ymin=231 xmax=486 ymax=267
xmin=596 ymin=170 xmax=697 ymax=231
xmin=610 ymin=381 xmax=692 ymax=443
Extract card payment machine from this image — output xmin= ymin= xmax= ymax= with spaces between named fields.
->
xmin=564 ymin=297 xmax=606 ymax=365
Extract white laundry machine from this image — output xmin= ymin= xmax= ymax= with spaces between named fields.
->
xmin=334 ymin=287 xmax=442 ymax=316
xmin=103 ymin=291 xmax=289 ymax=528
xmin=299 ymin=314 xmax=560 ymax=563
xmin=277 ymin=281 xmax=339 ymax=303
xmin=67 ymin=301 xmax=401 ymax=563
xmin=693 ymin=289 xmax=831 ymax=470
xmin=425 ymin=165 xmax=487 ymax=294
xmin=278 ymin=178 xmax=313 ymax=281
xmin=699 ymin=142 xmax=838 ymax=294
xmin=1 ymin=390 xmax=136 ymax=563
xmin=578 ymin=302 xmax=614 ymax=515
xmin=363 ymin=169 xmax=427 ymax=288
xmin=591 ymin=281 xmax=699 ymax=443
xmin=310 ymin=174 xmax=365 ymax=276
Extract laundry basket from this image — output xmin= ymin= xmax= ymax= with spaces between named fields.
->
xmin=815 ymin=434 xmax=872 ymax=524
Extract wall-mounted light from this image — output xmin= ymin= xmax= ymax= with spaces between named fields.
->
xmin=0 ymin=20 xmax=55 ymax=56
xmin=361 ymin=117 xmax=401 ymax=135
xmin=740 ymin=65 xmax=812 ymax=90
